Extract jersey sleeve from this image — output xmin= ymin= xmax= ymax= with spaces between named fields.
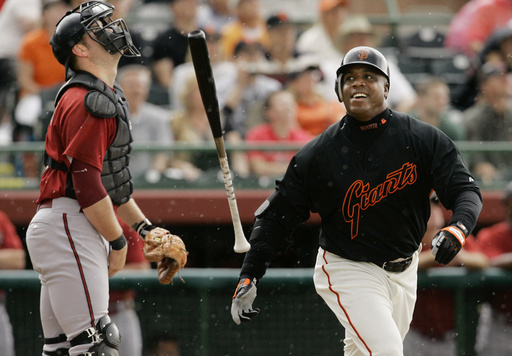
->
xmin=427 ymin=127 xmax=480 ymax=204
xmin=426 ymin=125 xmax=482 ymax=232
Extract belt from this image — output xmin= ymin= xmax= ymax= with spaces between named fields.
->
xmin=382 ymin=255 xmax=413 ymax=273
xmin=37 ymin=200 xmax=53 ymax=210
xmin=37 ymin=199 xmax=83 ymax=212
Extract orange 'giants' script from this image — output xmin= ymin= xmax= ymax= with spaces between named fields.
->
xmin=342 ymin=162 xmax=417 ymax=239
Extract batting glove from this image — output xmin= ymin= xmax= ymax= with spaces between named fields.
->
xmin=231 ymin=277 xmax=260 ymax=325
xmin=431 ymin=222 xmax=468 ymax=265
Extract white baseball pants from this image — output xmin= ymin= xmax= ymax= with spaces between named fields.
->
xmin=314 ymin=247 xmax=419 ymax=356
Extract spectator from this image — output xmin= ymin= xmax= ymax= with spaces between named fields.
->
xmin=223 ymin=40 xmax=282 ymax=139
xmin=286 ymin=64 xmax=345 ymax=137
xmin=152 ymin=0 xmax=199 ymax=89
xmin=171 ymin=74 xmax=247 ymax=178
xmin=296 ymin=0 xmax=349 ymax=61
xmin=13 ymin=0 xmax=70 ymax=178
xmin=197 ymin=0 xmax=234 ymax=33
xmin=481 ymin=25 xmax=512 ymax=69
xmin=475 ymin=180 xmax=512 ymax=355
xmin=117 ymin=64 xmax=201 ymax=182
xmin=245 ymin=90 xmax=312 ymax=180
xmin=170 ymin=28 xmax=236 ymax=111
xmin=452 ymin=24 xmax=512 ymax=111
xmin=219 ymin=0 xmax=270 ymax=59
xmin=15 ymin=0 xmax=69 ymax=132
xmin=319 ymin=14 xmax=417 ymax=113
xmin=464 ymin=61 xmax=512 ymax=185
xmin=0 ymin=0 xmax=41 ymax=131
xmin=403 ymin=196 xmax=488 ymax=356
xmin=110 ymin=219 xmax=150 ymax=356
xmin=0 ymin=209 xmax=26 ymax=356
xmin=409 ymin=76 xmax=466 ymax=141
xmin=444 ymin=0 xmax=512 ymax=59
xmin=260 ymin=13 xmax=315 ymax=86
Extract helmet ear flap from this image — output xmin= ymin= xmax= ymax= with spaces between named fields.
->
xmin=335 ymin=72 xmax=343 ymax=102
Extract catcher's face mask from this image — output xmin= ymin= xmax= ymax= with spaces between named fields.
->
xmin=78 ymin=1 xmax=140 ymax=57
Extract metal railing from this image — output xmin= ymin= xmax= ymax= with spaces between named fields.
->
xmin=1 ymin=141 xmax=512 ymax=190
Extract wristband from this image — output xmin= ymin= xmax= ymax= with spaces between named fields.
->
xmin=442 ymin=226 xmax=466 ymax=246
xmin=133 ymin=218 xmax=156 ymax=239
xmin=454 ymin=221 xmax=469 ymax=237
xmin=110 ymin=234 xmax=127 ymax=250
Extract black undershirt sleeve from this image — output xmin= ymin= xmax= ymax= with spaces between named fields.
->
xmin=240 ymin=206 xmax=308 ymax=282
xmin=448 ymin=189 xmax=483 ymax=235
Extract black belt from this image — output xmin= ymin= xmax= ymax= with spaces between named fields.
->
xmin=381 ymin=255 xmax=413 ymax=273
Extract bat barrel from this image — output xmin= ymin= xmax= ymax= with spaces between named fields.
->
xmin=187 ymin=29 xmax=223 ymax=139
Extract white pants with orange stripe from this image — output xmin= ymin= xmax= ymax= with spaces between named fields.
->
xmin=314 ymin=247 xmax=419 ymax=356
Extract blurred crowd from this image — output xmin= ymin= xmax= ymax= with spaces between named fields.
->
xmin=1 ymin=0 xmax=512 ymax=188
xmin=2 ymin=1 xmax=512 ymax=354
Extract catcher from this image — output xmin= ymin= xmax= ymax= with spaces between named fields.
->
xmin=25 ymin=2 xmax=186 ymax=355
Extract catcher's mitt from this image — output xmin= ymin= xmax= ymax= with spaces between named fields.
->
xmin=143 ymin=227 xmax=188 ymax=284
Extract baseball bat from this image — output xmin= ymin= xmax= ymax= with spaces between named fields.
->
xmin=187 ymin=30 xmax=251 ymax=253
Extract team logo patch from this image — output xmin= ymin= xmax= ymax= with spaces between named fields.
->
xmin=342 ymin=162 xmax=417 ymax=239
xmin=358 ymin=50 xmax=369 ymax=61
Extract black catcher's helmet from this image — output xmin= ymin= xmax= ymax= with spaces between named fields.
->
xmin=334 ymin=46 xmax=390 ymax=102
xmin=50 ymin=1 xmax=140 ymax=76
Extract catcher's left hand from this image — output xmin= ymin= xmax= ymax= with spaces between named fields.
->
xmin=143 ymin=227 xmax=188 ymax=284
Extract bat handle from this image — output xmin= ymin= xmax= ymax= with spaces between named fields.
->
xmin=219 ymin=156 xmax=251 ymax=253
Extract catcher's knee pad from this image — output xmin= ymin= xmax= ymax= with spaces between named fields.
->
xmin=71 ymin=315 xmax=121 ymax=356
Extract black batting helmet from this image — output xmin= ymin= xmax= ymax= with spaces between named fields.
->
xmin=50 ymin=1 xmax=140 ymax=76
xmin=334 ymin=46 xmax=390 ymax=101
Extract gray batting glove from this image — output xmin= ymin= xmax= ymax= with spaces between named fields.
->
xmin=231 ymin=277 xmax=260 ymax=325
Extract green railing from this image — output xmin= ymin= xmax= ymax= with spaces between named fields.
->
xmin=1 ymin=141 xmax=512 ymax=190
xmin=1 ymin=267 xmax=511 ymax=356
xmin=3 ymin=140 xmax=512 ymax=154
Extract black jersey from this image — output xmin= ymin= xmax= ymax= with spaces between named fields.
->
xmin=262 ymin=109 xmax=481 ymax=267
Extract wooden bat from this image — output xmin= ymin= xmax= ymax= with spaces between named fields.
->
xmin=187 ymin=29 xmax=251 ymax=253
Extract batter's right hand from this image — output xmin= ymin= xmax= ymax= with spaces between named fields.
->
xmin=108 ymin=246 xmax=127 ymax=277
xmin=231 ymin=277 xmax=260 ymax=325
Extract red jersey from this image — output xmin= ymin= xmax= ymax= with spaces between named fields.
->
xmin=38 ymin=86 xmax=117 ymax=204
xmin=0 ymin=210 xmax=23 ymax=250
xmin=245 ymin=123 xmax=312 ymax=163
xmin=476 ymin=221 xmax=512 ymax=321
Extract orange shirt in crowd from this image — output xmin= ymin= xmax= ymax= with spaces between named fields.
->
xmin=296 ymin=99 xmax=345 ymax=137
xmin=18 ymin=28 xmax=65 ymax=89
xmin=220 ymin=20 xmax=270 ymax=59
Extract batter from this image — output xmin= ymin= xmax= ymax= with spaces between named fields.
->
xmin=231 ymin=46 xmax=483 ymax=356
